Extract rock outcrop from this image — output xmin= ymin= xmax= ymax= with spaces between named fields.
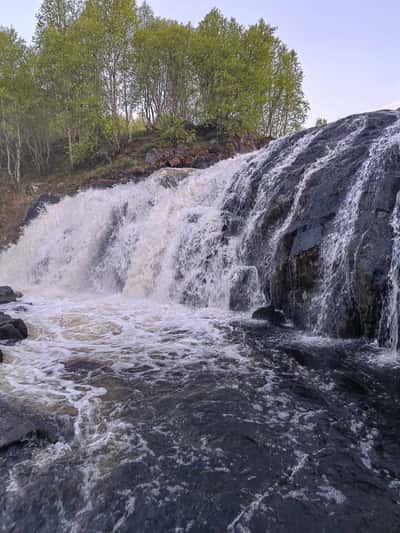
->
xmin=252 ymin=305 xmax=286 ymax=325
xmin=0 ymin=398 xmax=37 ymax=449
xmin=220 ymin=109 xmax=400 ymax=345
xmin=0 ymin=287 xmax=28 ymax=346
xmin=144 ymin=136 xmax=269 ymax=170
xmin=0 ymin=286 xmax=22 ymax=304
xmin=0 ymin=311 xmax=28 ymax=343
xmin=24 ymin=193 xmax=61 ymax=226
xmin=0 ymin=397 xmax=66 ymax=450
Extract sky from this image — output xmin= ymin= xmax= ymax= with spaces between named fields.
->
xmin=2 ymin=0 xmax=400 ymax=126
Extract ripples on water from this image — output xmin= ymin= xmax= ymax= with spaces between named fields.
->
xmin=1 ymin=295 xmax=400 ymax=532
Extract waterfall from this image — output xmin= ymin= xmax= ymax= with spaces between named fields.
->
xmin=379 ymin=191 xmax=400 ymax=351
xmin=267 ymin=115 xmax=367 ymax=301
xmin=1 ymin=110 xmax=400 ymax=346
xmin=0 ymin=154 xmax=269 ymax=310
xmin=316 ymin=113 xmax=400 ymax=335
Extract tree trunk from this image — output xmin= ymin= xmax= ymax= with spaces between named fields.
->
xmin=67 ymin=128 xmax=74 ymax=168
xmin=15 ymin=124 xmax=22 ymax=187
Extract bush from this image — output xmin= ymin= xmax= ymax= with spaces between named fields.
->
xmin=159 ymin=115 xmax=196 ymax=147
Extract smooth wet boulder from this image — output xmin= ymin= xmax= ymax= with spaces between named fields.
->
xmin=0 ymin=400 xmax=36 ymax=450
xmin=24 ymin=193 xmax=60 ymax=226
xmin=0 ymin=397 xmax=67 ymax=450
xmin=0 ymin=312 xmax=28 ymax=343
xmin=0 ymin=286 xmax=22 ymax=305
xmin=252 ymin=305 xmax=286 ymax=325
xmin=0 ymin=349 xmax=3 ymax=363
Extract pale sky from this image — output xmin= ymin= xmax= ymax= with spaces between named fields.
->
xmin=2 ymin=0 xmax=400 ymax=126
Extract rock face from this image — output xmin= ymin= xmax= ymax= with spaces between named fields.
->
xmin=218 ymin=109 xmax=400 ymax=346
xmin=0 ymin=398 xmax=37 ymax=449
xmin=0 ymin=287 xmax=27 ymax=345
xmin=153 ymin=167 xmax=196 ymax=189
xmin=0 ymin=397 xmax=65 ymax=449
xmin=144 ymin=136 xmax=270 ymax=170
xmin=0 ymin=286 xmax=22 ymax=304
xmin=252 ymin=305 xmax=286 ymax=325
xmin=24 ymin=193 xmax=60 ymax=226
xmin=0 ymin=311 xmax=28 ymax=343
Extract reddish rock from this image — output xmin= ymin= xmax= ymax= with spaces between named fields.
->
xmin=169 ymin=157 xmax=182 ymax=168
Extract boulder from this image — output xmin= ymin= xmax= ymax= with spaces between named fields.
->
xmin=0 ymin=400 xmax=36 ymax=450
xmin=24 ymin=193 xmax=60 ymax=226
xmin=154 ymin=168 xmax=195 ymax=189
xmin=252 ymin=305 xmax=286 ymax=325
xmin=0 ymin=397 xmax=64 ymax=450
xmin=145 ymin=148 xmax=173 ymax=167
xmin=0 ymin=312 xmax=28 ymax=343
xmin=0 ymin=349 xmax=3 ymax=363
xmin=0 ymin=286 xmax=22 ymax=305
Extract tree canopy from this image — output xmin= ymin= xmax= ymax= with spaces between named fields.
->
xmin=0 ymin=1 xmax=309 ymax=185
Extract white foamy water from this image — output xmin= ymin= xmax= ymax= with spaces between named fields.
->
xmin=0 ymin=294 xmax=251 ymax=527
xmin=316 ymin=113 xmax=400 ymax=334
xmin=379 ymin=190 xmax=400 ymax=351
xmin=0 ymin=154 xmax=266 ymax=309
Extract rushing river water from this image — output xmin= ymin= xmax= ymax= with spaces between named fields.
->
xmin=1 ymin=294 xmax=400 ymax=532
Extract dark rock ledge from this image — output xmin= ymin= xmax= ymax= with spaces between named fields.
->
xmin=0 ymin=286 xmax=22 ymax=305
xmin=0 ymin=398 xmax=38 ymax=450
xmin=0 ymin=286 xmax=28 ymax=347
xmin=0 ymin=312 xmax=28 ymax=343
xmin=0 ymin=396 xmax=69 ymax=451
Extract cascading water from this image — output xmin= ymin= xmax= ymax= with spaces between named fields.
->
xmin=2 ymin=110 xmax=400 ymax=533
xmin=267 ymin=115 xmax=367 ymax=301
xmin=0 ymin=156 xmax=266 ymax=309
xmin=1 ymin=111 xmax=400 ymax=342
xmin=316 ymin=113 xmax=400 ymax=336
xmin=379 ymin=191 xmax=400 ymax=351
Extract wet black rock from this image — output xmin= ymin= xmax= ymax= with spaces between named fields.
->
xmin=13 ymin=305 xmax=30 ymax=313
xmin=0 ymin=349 xmax=3 ymax=363
xmin=0 ymin=397 xmax=68 ymax=450
xmin=0 ymin=399 xmax=36 ymax=450
xmin=252 ymin=305 xmax=286 ymax=325
xmin=229 ymin=267 xmax=261 ymax=311
xmin=0 ymin=286 xmax=22 ymax=304
xmin=24 ymin=193 xmax=60 ymax=226
xmin=334 ymin=370 xmax=371 ymax=395
xmin=0 ymin=312 xmax=28 ymax=343
xmin=222 ymin=110 xmax=400 ymax=344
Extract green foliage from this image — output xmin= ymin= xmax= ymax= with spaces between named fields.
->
xmin=191 ymin=9 xmax=247 ymax=135
xmin=0 ymin=28 xmax=47 ymax=186
xmin=134 ymin=18 xmax=194 ymax=127
xmin=81 ymin=0 xmax=138 ymax=145
xmin=0 ymin=1 xmax=310 ymax=183
xmin=159 ymin=115 xmax=196 ymax=147
xmin=136 ymin=140 xmax=162 ymax=158
xmin=315 ymin=117 xmax=328 ymax=127
xmin=35 ymin=0 xmax=83 ymax=39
